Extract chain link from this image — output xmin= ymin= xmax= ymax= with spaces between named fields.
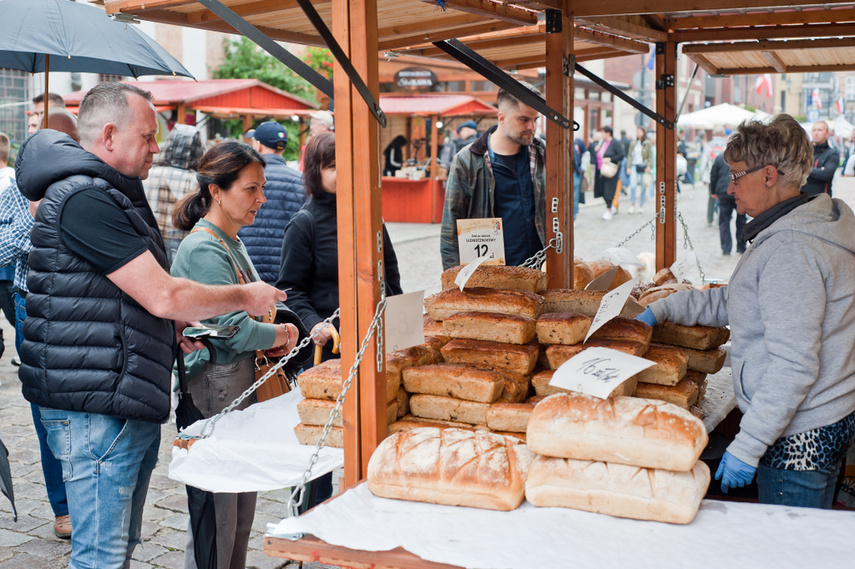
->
xmin=519 ymin=237 xmax=559 ymax=269
xmin=287 ymin=296 xmax=388 ymax=517
xmin=614 ymin=215 xmax=657 ymax=249
xmin=676 ymin=210 xmax=706 ymax=283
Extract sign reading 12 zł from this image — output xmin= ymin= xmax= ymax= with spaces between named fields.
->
xmin=456 ymin=218 xmax=505 ymax=265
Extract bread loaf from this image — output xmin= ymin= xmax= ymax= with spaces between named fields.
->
xmin=541 ymin=288 xmax=637 ymax=318
xmin=396 ymin=386 xmax=410 ymax=418
xmin=525 ymin=455 xmax=710 ymax=524
xmin=443 ymin=311 xmax=537 ymax=345
xmin=423 ymin=314 xmax=444 ymax=337
xmin=588 ymin=259 xmax=633 ymax=290
xmin=409 ymin=394 xmax=491 ymax=425
xmin=536 ymin=313 xmax=592 ymax=345
xmin=486 ymin=401 xmax=536 ymax=432
xmin=402 ymin=364 xmax=505 ymax=403
xmin=386 ymin=345 xmax=443 ymax=402
xmin=422 ymin=335 xmax=450 ymax=351
xmin=635 ymin=377 xmax=699 ymax=409
xmin=441 ymin=339 xmax=539 ymax=375
xmin=574 ymin=258 xmax=595 ymax=289
xmin=683 ymin=370 xmax=708 ymax=401
xmin=544 ymin=339 xmax=648 ymax=369
xmin=589 ymin=317 xmax=652 ymax=348
xmin=652 ymin=267 xmax=676 ymax=286
xmin=667 ymin=344 xmax=727 ymax=373
xmin=441 ymin=264 xmax=547 ymax=293
xmin=652 ymin=321 xmax=730 ymax=350
xmin=297 ymin=360 xmax=342 ymax=401
xmin=495 ymin=431 xmax=526 ymax=443
xmin=294 ymin=423 xmax=343 ymax=448
xmin=526 ymin=392 xmax=708 ymax=471
xmin=297 ymin=398 xmax=397 ymax=427
xmin=498 ymin=374 xmax=530 ymax=403
xmin=637 ymin=283 xmax=694 ymax=306
xmin=532 ymin=369 xmax=637 ymax=398
xmin=427 ymin=287 xmax=544 ymax=321
xmin=636 ymin=344 xmax=688 ymax=386
xmin=388 ymin=416 xmax=477 ymax=435
xmin=368 ymin=428 xmax=534 ymax=511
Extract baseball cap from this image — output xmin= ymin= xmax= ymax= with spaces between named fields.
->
xmin=457 ymin=120 xmax=478 ymax=133
xmin=309 ymin=110 xmax=334 ymax=129
xmin=246 ymin=121 xmax=288 ymax=150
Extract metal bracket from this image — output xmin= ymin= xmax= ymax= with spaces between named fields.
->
xmin=294 ymin=0 xmax=387 ymax=127
xmin=574 ymin=63 xmax=673 ymax=130
xmin=563 ymin=54 xmax=575 ymax=80
xmin=432 ymin=39 xmax=576 ymax=130
xmin=657 ymin=73 xmax=675 ymax=90
xmin=551 ymin=197 xmax=559 ymax=213
xmin=545 ymin=9 xmax=562 ymax=34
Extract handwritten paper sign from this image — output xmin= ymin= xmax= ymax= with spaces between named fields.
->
xmin=384 ymin=291 xmax=425 ymax=353
xmin=584 ymin=277 xmax=639 ymax=343
xmin=585 ymin=267 xmax=618 ymax=291
xmin=670 ymin=251 xmax=698 ymax=284
xmin=602 ymin=247 xmax=644 ymax=268
xmin=549 ymin=347 xmax=656 ymax=399
xmin=455 ymin=255 xmax=490 ymax=291
xmin=457 ymin=218 xmax=505 ymax=265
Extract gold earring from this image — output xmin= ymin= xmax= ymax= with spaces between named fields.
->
xmin=218 ymin=199 xmax=222 ymax=205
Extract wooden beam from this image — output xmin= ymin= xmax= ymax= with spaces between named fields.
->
xmin=666 ymin=8 xmax=855 ymax=30
xmin=492 ymin=54 xmax=546 ymax=68
xmin=104 ymin=0 xmax=195 ymax=14
xmin=416 ymin=0 xmax=539 ymax=25
xmin=575 ymin=27 xmax=649 ymax=53
xmin=655 ymin=41 xmax=678 ymax=270
xmin=379 ymin=12 xmax=486 ymax=37
xmin=577 ymin=16 xmax=668 ymax=42
xmin=682 ymin=37 xmax=855 ymax=53
xmin=761 ymin=50 xmax=787 ymax=73
xmin=379 ymin=22 xmax=516 ymax=51
xmin=671 ymin=22 xmax=855 ymax=42
xmin=417 ymin=31 xmax=546 ymax=57
xmin=710 ymin=63 xmax=855 ymax=74
xmin=641 ymin=14 xmax=668 ymax=30
xmin=687 ymin=53 xmax=719 ymax=75
xmin=564 ymin=0 xmax=855 ymax=18
xmin=186 ymin=0 xmax=312 ymax=24
xmin=577 ymin=49 xmax=643 ymax=62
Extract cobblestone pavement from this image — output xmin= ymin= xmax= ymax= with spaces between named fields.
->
xmin=2 ymin=176 xmax=853 ymax=568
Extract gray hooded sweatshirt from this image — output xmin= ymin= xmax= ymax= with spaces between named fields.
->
xmin=650 ymin=194 xmax=855 ymax=467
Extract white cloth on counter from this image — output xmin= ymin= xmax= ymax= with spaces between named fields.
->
xmin=169 ymin=388 xmax=344 ymax=493
xmin=701 ymin=364 xmax=736 ymax=433
xmin=268 ymin=483 xmax=855 ymax=569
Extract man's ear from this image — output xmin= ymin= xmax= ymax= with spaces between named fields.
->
xmin=101 ymin=123 xmax=118 ymax=152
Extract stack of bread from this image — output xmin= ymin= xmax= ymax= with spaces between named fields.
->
xmin=525 ymin=392 xmax=711 ymax=524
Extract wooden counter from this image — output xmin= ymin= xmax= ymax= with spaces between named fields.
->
xmin=381 ymin=176 xmax=445 ymax=224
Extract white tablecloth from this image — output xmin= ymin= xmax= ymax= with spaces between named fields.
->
xmin=268 ymin=484 xmax=855 ymax=569
xmin=700 ymin=365 xmax=736 ymax=432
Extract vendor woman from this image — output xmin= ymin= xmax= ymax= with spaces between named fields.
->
xmin=638 ymin=114 xmax=855 ymax=508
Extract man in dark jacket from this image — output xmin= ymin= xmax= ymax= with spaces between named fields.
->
xmin=802 ymin=120 xmax=840 ymax=196
xmin=241 ymin=121 xmax=306 ymax=283
xmin=709 ymin=153 xmax=746 ymax=255
xmin=15 ymin=82 xmax=286 ymax=569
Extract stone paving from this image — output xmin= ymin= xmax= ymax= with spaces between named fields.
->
xmin=1 ymin=175 xmax=854 ymax=568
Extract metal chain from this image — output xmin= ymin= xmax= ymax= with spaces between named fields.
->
xmin=519 ymin=237 xmax=559 ymax=269
xmin=614 ymin=215 xmax=657 ymax=249
xmin=179 ymin=309 xmax=342 ymax=441
xmin=287 ymin=294 xmax=388 ymax=517
xmin=676 ymin=210 xmax=706 ymax=283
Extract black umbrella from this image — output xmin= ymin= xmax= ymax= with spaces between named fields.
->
xmin=0 ymin=433 xmax=17 ymax=522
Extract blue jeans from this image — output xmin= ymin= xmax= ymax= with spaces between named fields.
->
xmin=16 ymin=291 xmax=69 ymax=517
xmin=573 ymin=171 xmax=581 ymax=220
xmin=756 ymin=461 xmax=841 ymax=509
xmin=40 ymin=408 xmax=161 ymax=569
xmin=629 ymin=168 xmax=648 ymax=208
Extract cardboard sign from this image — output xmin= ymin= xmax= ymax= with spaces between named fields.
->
xmin=384 ymin=291 xmax=425 ymax=353
xmin=585 ymin=267 xmax=618 ymax=291
xmin=549 ymin=347 xmax=656 ymax=399
xmin=584 ymin=277 xmax=639 ymax=343
xmin=456 ymin=218 xmax=505 ymax=265
xmin=670 ymin=251 xmax=698 ymax=284
xmin=455 ymin=255 xmax=490 ymax=291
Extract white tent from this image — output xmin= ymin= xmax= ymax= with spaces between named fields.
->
xmin=677 ymin=103 xmax=769 ymax=130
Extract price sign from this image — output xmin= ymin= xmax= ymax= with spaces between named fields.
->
xmin=602 ymin=247 xmax=644 ymax=267
xmin=584 ymin=277 xmax=639 ymax=343
xmin=455 ymin=255 xmax=489 ymax=291
xmin=456 ymin=218 xmax=505 ymax=265
xmin=549 ymin=347 xmax=655 ymax=399
xmin=670 ymin=251 xmax=698 ymax=284
xmin=384 ymin=291 xmax=425 ymax=353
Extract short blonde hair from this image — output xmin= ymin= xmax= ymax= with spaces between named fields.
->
xmin=723 ymin=114 xmax=812 ymax=190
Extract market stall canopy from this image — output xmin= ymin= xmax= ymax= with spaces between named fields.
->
xmin=677 ymin=103 xmax=769 ymax=130
xmin=62 ymin=79 xmax=316 ymax=119
xmin=379 ymin=94 xmax=496 ymax=117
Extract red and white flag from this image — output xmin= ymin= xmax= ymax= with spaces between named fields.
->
xmin=837 ymin=98 xmax=845 ymax=115
xmin=813 ymin=88 xmax=822 ymax=109
xmin=754 ymin=74 xmax=773 ymax=98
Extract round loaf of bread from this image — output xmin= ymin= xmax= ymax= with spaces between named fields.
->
xmin=653 ymin=267 xmax=677 ymax=285
xmin=573 ymin=257 xmax=595 ymax=289
xmin=637 ymin=283 xmax=694 ymax=306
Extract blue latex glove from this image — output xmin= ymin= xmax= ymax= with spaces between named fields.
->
xmin=635 ymin=306 xmax=657 ymax=327
xmin=715 ymin=451 xmax=756 ymax=493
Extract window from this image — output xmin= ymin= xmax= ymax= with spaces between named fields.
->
xmin=0 ymin=69 xmax=29 ymax=145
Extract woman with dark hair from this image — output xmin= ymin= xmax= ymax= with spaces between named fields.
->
xmin=383 ymin=134 xmax=408 ymax=176
xmin=171 ymin=141 xmax=311 ymax=569
xmin=593 ymin=125 xmax=625 ymax=220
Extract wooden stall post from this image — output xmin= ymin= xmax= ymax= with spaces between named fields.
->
xmin=177 ymin=102 xmax=187 ymax=125
xmin=654 ymin=41 xmax=678 ymax=269
xmin=544 ymin=7 xmax=573 ymax=288
xmin=430 ymin=113 xmax=439 ymax=223
xmin=332 ymin=0 xmax=386 ymax=488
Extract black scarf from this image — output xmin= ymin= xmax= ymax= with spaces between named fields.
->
xmin=741 ymin=192 xmax=814 ymax=243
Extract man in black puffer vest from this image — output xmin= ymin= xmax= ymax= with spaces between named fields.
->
xmin=240 ymin=121 xmax=306 ymax=284
xmin=802 ymin=120 xmax=840 ymax=196
xmin=15 ymin=82 xmax=287 ymax=569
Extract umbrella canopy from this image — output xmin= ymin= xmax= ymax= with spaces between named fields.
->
xmin=0 ymin=0 xmax=192 ymax=79
xmin=0 ymin=434 xmax=17 ymax=522
xmin=678 ymin=103 xmax=768 ymax=130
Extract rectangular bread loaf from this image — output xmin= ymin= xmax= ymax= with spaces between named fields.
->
xmin=402 ymin=363 xmax=505 ymax=403
xmin=652 ymin=320 xmax=730 ymax=350
xmin=388 ymin=416 xmax=477 ymax=435
xmin=526 ymin=392 xmax=708 ymax=471
xmin=486 ymin=401 xmax=537 ymax=433
xmin=427 ymin=287 xmax=544 ymax=321
xmin=367 ymin=428 xmax=534 ymax=511
xmin=531 ymin=369 xmax=637 ymax=398
xmin=386 ymin=345 xmax=443 ymax=402
xmin=541 ymin=289 xmax=637 ymax=318
xmin=442 ymin=311 xmax=536 ymax=345
xmin=297 ymin=360 xmax=342 ymax=400
xmin=396 ymin=387 xmax=410 ymax=418
xmin=536 ymin=313 xmax=592 ymax=345
xmin=441 ymin=265 xmax=548 ymax=293
xmin=635 ymin=377 xmax=699 ymax=409
xmin=498 ymin=374 xmax=530 ymax=403
xmin=668 ymin=344 xmax=727 ymax=374
xmin=525 ymin=455 xmax=710 ymax=524
xmin=683 ymin=370 xmax=708 ymax=401
xmin=423 ymin=336 xmax=451 ymax=351
xmin=441 ymin=339 xmax=539 ymax=375
xmin=590 ymin=317 xmax=653 ymax=348
xmin=409 ymin=394 xmax=491 ymax=425
xmin=544 ymin=339 xmax=648 ymax=369
xmin=297 ymin=398 xmax=398 ymax=427
xmin=636 ymin=344 xmax=688 ymax=386
xmin=293 ymin=423 xmax=343 ymax=448
xmin=423 ymin=314 xmax=444 ymax=337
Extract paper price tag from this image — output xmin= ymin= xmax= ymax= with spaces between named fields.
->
xmin=602 ymin=247 xmax=644 ymax=268
xmin=456 ymin=218 xmax=505 ymax=265
xmin=384 ymin=291 xmax=425 ymax=353
xmin=549 ymin=347 xmax=656 ymax=399
xmin=455 ymin=255 xmax=489 ymax=291
xmin=585 ymin=277 xmax=639 ymax=343
xmin=670 ymin=251 xmax=697 ymax=284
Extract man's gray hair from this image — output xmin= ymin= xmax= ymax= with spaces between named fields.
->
xmin=78 ymin=83 xmax=154 ymax=146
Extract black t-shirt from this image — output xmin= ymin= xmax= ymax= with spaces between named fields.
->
xmin=60 ymin=189 xmax=149 ymax=274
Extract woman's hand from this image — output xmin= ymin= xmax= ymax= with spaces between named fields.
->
xmin=311 ymin=322 xmax=335 ymax=346
xmin=267 ymin=323 xmax=298 ymax=357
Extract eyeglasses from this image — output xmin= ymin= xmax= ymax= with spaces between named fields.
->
xmin=730 ymin=165 xmax=785 ymax=183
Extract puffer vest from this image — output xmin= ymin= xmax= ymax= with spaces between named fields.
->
xmin=20 ymin=175 xmax=176 ymax=423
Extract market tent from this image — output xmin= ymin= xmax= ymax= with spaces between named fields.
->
xmin=677 ymin=103 xmax=768 ymax=130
